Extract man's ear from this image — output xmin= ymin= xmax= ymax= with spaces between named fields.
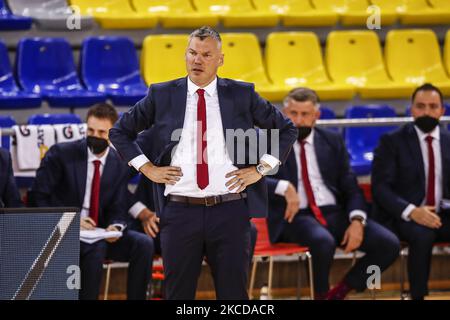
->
xmin=219 ymin=53 xmax=224 ymax=67
xmin=315 ymin=109 xmax=321 ymax=121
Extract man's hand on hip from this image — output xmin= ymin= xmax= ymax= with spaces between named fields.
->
xmin=225 ymin=166 xmax=263 ymax=193
xmin=140 ymin=162 xmax=182 ymax=184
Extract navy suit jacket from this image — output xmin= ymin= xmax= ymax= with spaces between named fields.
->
xmin=0 ymin=148 xmax=22 ymax=208
xmin=372 ymin=123 xmax=450 ymax=227
xmin=266 ymin=128 xmax=367 ymax=243
xmin=30 ymin=139 xmax=129 ymax=228
xmin=109 ymin=77 xmax=298 ymax=218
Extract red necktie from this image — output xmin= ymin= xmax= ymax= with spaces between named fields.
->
xmin=300 ymin=140 xmax=328 ymax=226
xmin=425 ymin=135 xmax=435 ymax=206
xmin=89 ymin=160 xmax=101 ymax=224
xmin=196 ymin=89 xmax=209 ymax=190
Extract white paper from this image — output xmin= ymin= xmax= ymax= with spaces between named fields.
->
xmin=80 ymin=228 xmax=122 ymax=244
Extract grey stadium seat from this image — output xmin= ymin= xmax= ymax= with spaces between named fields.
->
xmin=7 ymin=0 xmax=94 ymax=30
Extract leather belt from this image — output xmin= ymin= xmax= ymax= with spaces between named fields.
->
xmin=168 ymin=193 xmax=247 ymax=207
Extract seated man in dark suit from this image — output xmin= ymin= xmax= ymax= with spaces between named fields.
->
xmin=267 ymin=88 xmax=400 ymax=300
xmin=30 ymin=103 xmax=154 ymax=300
xmin=372 ymin=83 xmax=450 ymax=300
xmin=0 ymin=147 xmax=22 ymax=207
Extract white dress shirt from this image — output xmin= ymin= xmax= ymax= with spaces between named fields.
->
xmin=129 ymin=76 xmax=280 ymax=197
xmin=81 ymin=147 xmax=125 ymax=230
xmin=274 ymin=129 xmax=367 ymax=221
xmin=401 ymin=125 xmax=442 ymax=221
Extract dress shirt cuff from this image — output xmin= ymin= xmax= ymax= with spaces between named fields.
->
xmin=349 ymin=210 xmax=367 ymax=222
xmin=129 ymin=201 xmax=147 ymax=219
xmin=128 ymin=154 xmax=150 ymax=171
xmin=260 ymin=154 xmax=281 ymax=169
xmin=112 ymin=223 xmax=126 ymax=232
xmin=401 ymin=204 xmax=416 ymax=222
xmin=274 ymin=180 xmax=290 ymax=196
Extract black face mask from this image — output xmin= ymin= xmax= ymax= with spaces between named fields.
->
xmin=87 ymin=136 xmax=109 ymax=155
xmin=297 ymin=126 xmax=312 ymax=141
xmin=414 ymin=116 xmax=440 ymax=133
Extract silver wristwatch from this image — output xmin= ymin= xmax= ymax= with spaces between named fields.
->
xmin=351 ymin=216 xmax=367 ymax=227
xmin=256 ymin=163 xmax=271 ymax=177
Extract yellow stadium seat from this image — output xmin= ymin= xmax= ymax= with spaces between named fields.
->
xmin=384 ymin=29 xmax=450 ymax=96
xmin=325 ymin=31 xmax=414 ymax=98
xmin=218 ymin=33 xmax=285 ymax=101
xmin=313 ymin=0 xmax=397 ymax=26
xmin=253 ymin=0 xmax=338 ymax=26
xmin=69 ymin=0 xmax=157 ymax=29
xmin=429 ymin=0 xmax=450 ymax=10
xmin=193 ymin=0 xmax=279 ymax=27
xmin=131 ymin=0 xmax=218 ymax=28
xmin=394 ymin=0 xmax=450 ymax=25
xmin=265 ymin=32 xmax=354 ymax=100
xmin=141 ymin=35 xmax=188 ymax=85
xmin=444 ymin=30 xmax=450 ymax=77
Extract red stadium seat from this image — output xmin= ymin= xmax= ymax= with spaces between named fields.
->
xmin=249 ymin=217 xmax=314 ymax=299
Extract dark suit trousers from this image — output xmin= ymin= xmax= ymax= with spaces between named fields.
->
xmin=79 ymin=230 xmax=154 ymax=300
xmin=396 ymin=214 xmax=450 ymax=299
xmin=280 ymin=206 xmax=400 ymax=294
xmin=160 ymin=199 xmax=251 ymax=300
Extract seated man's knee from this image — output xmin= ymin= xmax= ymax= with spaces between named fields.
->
xmin=405 ymin=225 xmax=437 ymax=249
xmin=310 ymin=232 xmax=336 ymax=254
xmin=133 ymin=232 xmax=155 ymax=257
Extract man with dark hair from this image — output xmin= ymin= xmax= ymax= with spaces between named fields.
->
xmin=109 ymin=26 xmax=297 ymax=299
xmin=267 ymin=87 xmax=399 ymax=300
xmin=0 ymin=147 xmax=22 ymax=208
xmin=372 ymin=83 xmax=450 ymax=300
xmin=31 ymin=103 xmax=154 ymax=300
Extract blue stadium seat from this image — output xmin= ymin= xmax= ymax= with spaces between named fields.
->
xmin=0 ymin=41 xmax=42 ymax=109
xmin=0 ymin=0 xmax=32 ymax=30
xmin=319 ymin=106 xmax=338 ymax=131
xmin=81 ymin=36 xmax=147 ymax=106
xmin=319 ymin=106 xmax=336 ymax=119
xmin=0 ymin=115 xmax=15 ymax=150
xmin=17 ymin=38 xmax=107 ymax=108
xmin=28 ymin=113 xmax=82 ymax=125
xmin=345 ymin=105 xmax=397 ymax=176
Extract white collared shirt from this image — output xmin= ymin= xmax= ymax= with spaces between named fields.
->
xmin=401 ymin=125 xmax=442 ymax=221
xmin=129 ymin=76 xmax=280 ymax=197
xmin=275 ymin=129 xmax=367 ymax=221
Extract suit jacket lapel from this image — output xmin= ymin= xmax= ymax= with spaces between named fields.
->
xmin=405 ymin=124 xmax=425 ymax=188
xmin=74 ymin=140 xmax=88 ymax=206
xmin=217 ymin=77 xmax=234 ymax=136
xmin=170 ymin=77 xmax=188 ymax=133
xmin=217 ymin=77 xmax=235 ymax=160
xmin=313 ymin=130 xmax=330 ymax=182
xmin=440 ymin=127 xmax=450 ymax=196
xmin=286 ymin=149 xmax=298 ymax=189
xmin=99 ymin=151 xmax=115 ymax=210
